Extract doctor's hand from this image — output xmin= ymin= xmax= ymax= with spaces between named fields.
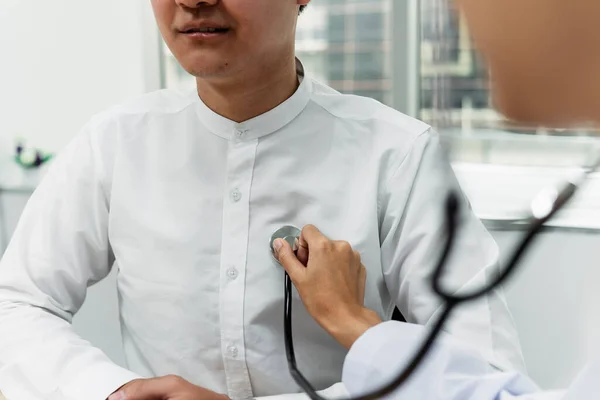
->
xmin=108 ymin=376 xmax=229 ymax=400
xmin=274 ymin=225 xmax=382 ymax=349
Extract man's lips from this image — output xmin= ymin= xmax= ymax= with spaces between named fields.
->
xmin=178 ymin=21 xmax=231 ymax=35
xmin=181 ymin=27 xmax=230 ymax=34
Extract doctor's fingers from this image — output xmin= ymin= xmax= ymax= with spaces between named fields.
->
xmin=113 ymin=375 xmax=177 ymax=399
xmin=300 ymin=224 xmax=330 ymax=247
xmin=296 ymin=224 xmax=327 ymax=265
xmin=357 ymin=264 xmax=367 ymax=306
xmin=296 ymin=236 xmax=309 ymax=266
xmin=116 ymin=375 xmax=226 ymax=400
xmin=300 ymin=225 xmax=356 ymax=258
xmin=306 ymin=237 xmax=362 ymax=271
xmin=331 ymin=241 xmax=362 ymax=266
xmin=275 ymin=238 xmax=306 ymax=281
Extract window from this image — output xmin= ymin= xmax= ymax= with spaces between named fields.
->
xmin=296 ymin=0 xmax=392 ymax=105
xmin=354 ymin=13 xmax=384 ymax=43
xmin=327 ymin=14 xmax=346 ymax=43
xmin=419 ymin=0 xmax=600 ymax=168
xmin=419 ymin=0 xmax=600 ymax=228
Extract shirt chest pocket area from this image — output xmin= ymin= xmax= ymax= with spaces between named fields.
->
xmin=109 ymin=193 xmax=224 ymax=285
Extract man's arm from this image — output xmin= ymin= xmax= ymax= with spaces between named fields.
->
xmin=378 ymin=129 xmax=526 ymax=372
xmin=0 ymin=125 xmax=140 ymax=399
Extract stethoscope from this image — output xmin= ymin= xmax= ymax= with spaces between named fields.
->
xmin=269 ymin=158 xmax=600 ymax=400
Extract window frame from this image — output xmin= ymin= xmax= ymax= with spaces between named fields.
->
xmin=390 ymin=0 xmax=421 ymax=117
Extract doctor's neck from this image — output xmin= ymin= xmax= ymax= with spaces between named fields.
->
xmin=195 ymin=53 xmax=299 ymax=124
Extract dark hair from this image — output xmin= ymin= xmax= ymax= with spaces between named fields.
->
xmin=299 ymin=5 xmax=307 ymax=14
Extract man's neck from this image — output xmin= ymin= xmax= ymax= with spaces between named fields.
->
xmin=195 ymin=56 xmax=299 ymax=123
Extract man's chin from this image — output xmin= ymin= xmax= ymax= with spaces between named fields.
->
xmin=175 ymin=52 xmax=232 ymax=78
xmin=183 ymin=63 xmax=234 ymax=80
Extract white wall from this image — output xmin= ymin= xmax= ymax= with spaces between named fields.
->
xmin=0 ymin=0 xmax=161 ymax=368
xmin=0 ymin=0 xmax=158 ymax=155
xmin=496 ymin=230 xmax=600 ymax=390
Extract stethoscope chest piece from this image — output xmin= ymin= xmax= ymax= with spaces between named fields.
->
xmin=270 ymin=225 xmax=301 ymax=265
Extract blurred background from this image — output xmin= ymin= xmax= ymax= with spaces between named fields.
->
xmin=1 ymin=0 xmax=600 ymax=392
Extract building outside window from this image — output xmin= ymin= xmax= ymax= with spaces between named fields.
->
xmin=295 ymin=0 xmax=392 ymax=105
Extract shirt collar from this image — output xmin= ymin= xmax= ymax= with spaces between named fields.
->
xmin=192 ymin=58 xmax=312 ymax=141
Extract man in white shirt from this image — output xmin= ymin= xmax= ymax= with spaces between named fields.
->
xmin=274 ymin=0 xmax=600 ymax=398
xmin=0 ymin=1 xmax=524 ymax=399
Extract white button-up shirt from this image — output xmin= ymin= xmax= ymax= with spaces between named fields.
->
xmin=0 ymin=61 xmax=524 ymax=400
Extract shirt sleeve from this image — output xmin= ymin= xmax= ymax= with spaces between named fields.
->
xmin=342 ymin=321 xmax=563 ymax=400
xmin=378 ymin=129 xmax=526 ymax=373
xmin=0 ymin=123 xmax=142 ymax=400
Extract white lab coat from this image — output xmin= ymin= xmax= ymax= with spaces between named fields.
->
xmin=343 ymin=321 xmax=600 ymax=399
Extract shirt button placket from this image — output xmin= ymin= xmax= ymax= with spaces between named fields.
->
xmin=219 ymin=131 xmax=257 ymax=400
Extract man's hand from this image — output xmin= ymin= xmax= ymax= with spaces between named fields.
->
xmin=274 ymin=225 xmax=382 ymax=349
xmin=108 ymin=376 xmax=229 ymax=400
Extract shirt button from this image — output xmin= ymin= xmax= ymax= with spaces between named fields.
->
xmin=235 ymin=129 xmax=248 ymax=138
xmin=227 ymin=267 xmax=238 ymax=280
xmin=230 ymin=189 xmax=242 ymax=202
xmin=227 ymin=345 xmax=238 ymax=358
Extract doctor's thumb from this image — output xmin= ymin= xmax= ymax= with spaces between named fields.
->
xmin=274 ymin=238 xmax=305 ymax=280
